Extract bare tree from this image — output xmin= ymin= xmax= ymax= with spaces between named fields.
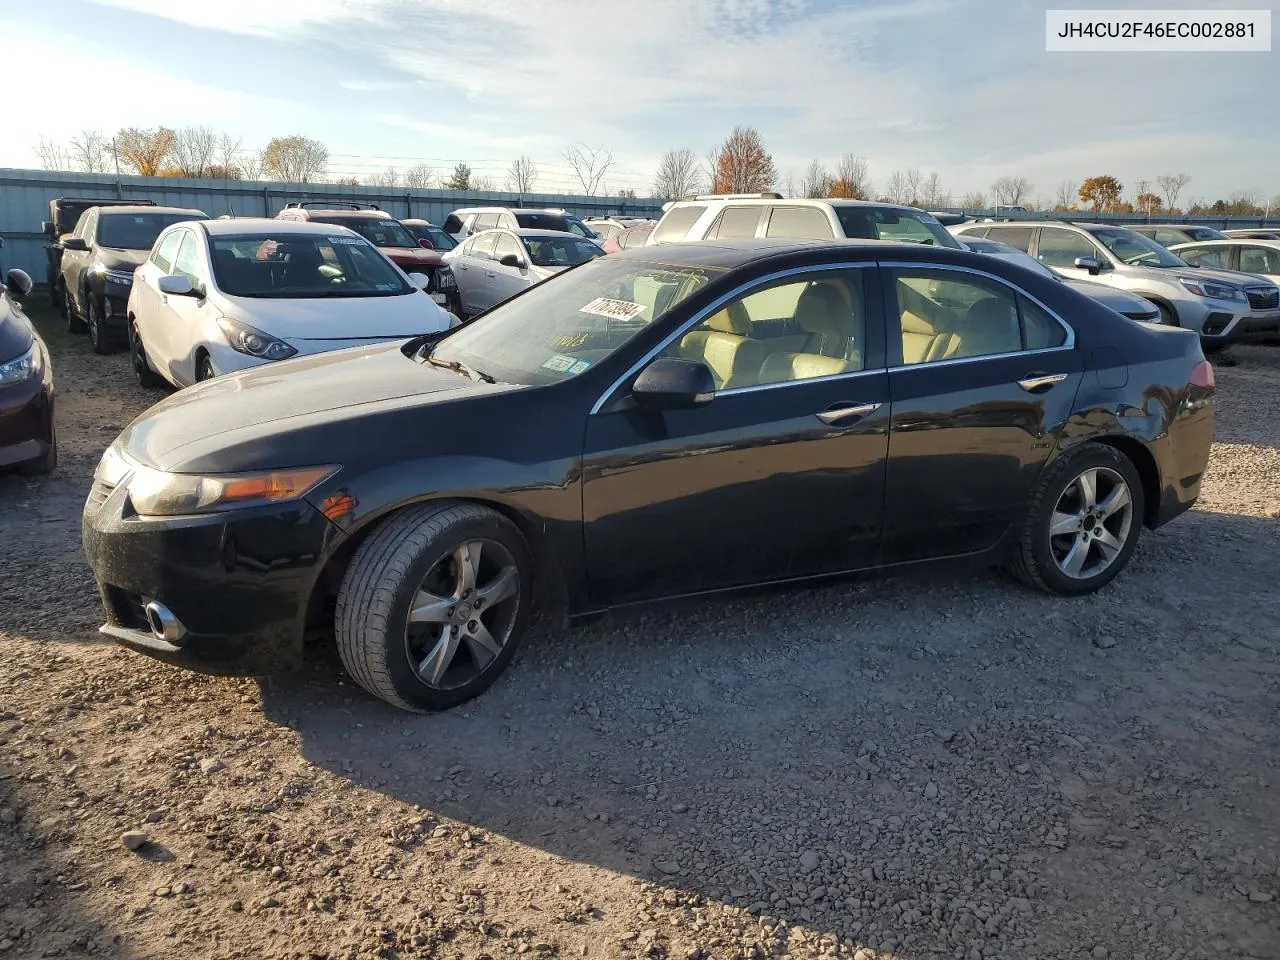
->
xmin=802 ymin=159 xmax=833 ymax=198
xmin=370 ymin=167 xmax=401 ymax=188
xmin=215 ymin=134 xmax=243 ymax=171
xmin=472 ymin=175 xmax=497 ymax=191
xmin=708 ymin=126 xmax=776 ymax=193
xmin=884 ymin=170 xmax=910 ymax=204
xmin=69 ymin=129 xmax=111 ymax=173
xmin=921 ymin=171 xmax=946 ymax=207
xmin=564 ymin=143 xmax=614 ymax=195
xmin=260 ymin=135 xmax=328 ymax=183
xmin=404 ymin=164 xmax=434 ymax=189
xmin=505 ymin=155 xmax=538 ymax=193
xmin=239 ymin=151 xmax=264 ymax=182
xmin=991 ymin=176 xmax=1032 ymax=206
xmin=335 ymin=176 xmax=361 ymax=187
xmin=1156 ymin=173 xmax=1191 ymax=211
xmin=903 ymin=168 xmax=924 ymax=206
xmin=780 ymin=172 xmax=798 ymax=199
xmin=830 ymin=153 xmax=871 ymax=200
xmin=653 ymin=148 xmax=704 ymax=200
xmin=168 ymin=126 xmax=217 ymax=177
xmin=115 ymin=127 xmax=176 ymax=176
xmin=961 ymin=191 xmax=987 ymax=210
xmin=35 ymin=136 xmax=72 ymax=171
xmin=1054 ymin=180 xmax=1078 ymax=210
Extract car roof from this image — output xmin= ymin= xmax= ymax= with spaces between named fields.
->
xmin=1136 ymin=223 xmax=1219 ymax=230
xmin=609 ymin=237 xmax=976 ymax=270
xmin=99 ymin=205 xmax=205 ymax=217
xmin=453 ymin=207 xmax=567 ymax=215
xmin=666 ymin=197 xmax=928 ymax=215
xmin=199 ymin=218 xmax=359 ymax=237
xmin=474 ymin=228 xmax=594 ymax=240
xmin=399 ymin=219 xmax=438 ymax=227
xmin=295 ymin=209 xmax=392 ymax=219
xmin=1171 ymin=238 xmax=1280 ymax=248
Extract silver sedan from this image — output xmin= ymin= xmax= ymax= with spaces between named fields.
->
xmin=443 ymin=229 xmax=603 ymax=317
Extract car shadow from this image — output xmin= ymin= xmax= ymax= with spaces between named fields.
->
xmin=256 ymin=506 xmax=1280 ymax=957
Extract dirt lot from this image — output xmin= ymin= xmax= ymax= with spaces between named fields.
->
xmin=2 ymin=303 xmax=1278 ymax=960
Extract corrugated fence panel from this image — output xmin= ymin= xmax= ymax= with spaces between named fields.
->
xmin=0 ymin=167 xmax=665 ymax=281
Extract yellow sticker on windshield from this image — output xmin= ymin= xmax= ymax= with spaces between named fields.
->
xmin=580 ymin=297 xmax=646 ymax=321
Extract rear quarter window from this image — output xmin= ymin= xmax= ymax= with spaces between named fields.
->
xmin=651 ymin=206 xmax=706 ymax=244
xmin=765 ymin=206 xmax=835 ymax=240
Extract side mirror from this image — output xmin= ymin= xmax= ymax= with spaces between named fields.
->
xmin=498 ymin=253 xmax=525 ymax=269
xmin=1073 ymin=256 xmax=1103 ymax=275
xmin=158 ymin=274 xmax=202 ymax=298
xmin=60 ymin=236 xmax=89 ymax=252
xmin=632 ymin=358 xmax=715 ymax=410
xmin=4 ymin=268 xmax=33 ymax=298
xmin=406 ymin=272 xmax=431 ymax=291
xmin=417 ymin=237 xmax=435 ymax=250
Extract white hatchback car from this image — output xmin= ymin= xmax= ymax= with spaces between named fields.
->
xmin=127 ymin=219 xmax=456 ymax=387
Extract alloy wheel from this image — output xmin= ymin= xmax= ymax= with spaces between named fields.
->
xmin=131 ymin=323 xmax=149 ymax=376
xmin=87 ymin=298 xmax=102 ymax=350
xmin=403 ymin=539 xmax=521 ymax=690
xmin=1048 ymin=466 xmax=1134 ymax=580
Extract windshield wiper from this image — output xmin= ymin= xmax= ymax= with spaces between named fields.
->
xmin=425 ymin=353 xmax=496 ymax=384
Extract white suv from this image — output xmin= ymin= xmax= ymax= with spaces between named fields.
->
xmin=647 ymin=195 xmax=963 ymax=248
xmin=443 ymin=207 xmax=599 ymax=243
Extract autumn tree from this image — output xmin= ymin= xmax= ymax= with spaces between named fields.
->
xmin=802 ymin=159 xmax=833 ymax=198
xmin=1157 ymin=173 xmax=1191 ymax=210
xmin=565 ymin=143 xmax=614 ymax=195
xmin=505 ymin=155 xmax=538 ymax=193
xmin=829 ymin=153 xmax=871 ymax=199
xmin=445 ymin=163 xmax=472 ymax=190
xmin=653 ymin=148 xmax=703 ymax=200
xmin=115 ymin=127 xmax=176 ymax=176
xmin=709 ymin=126 xmax=776 ymax=193
xmin=1134 ymin=191 xmax=1163 ymax=215
xmin=260 ymin=135 xmax=328 ymax=183
xmin=1078 ymin=175 xmax=1123 ymax=212
xmin=991 ymin=176 xmax=1032 ymax=207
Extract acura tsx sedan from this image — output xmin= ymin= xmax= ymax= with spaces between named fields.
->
xmin=83 ymin=239 xmax=1215 ymax=711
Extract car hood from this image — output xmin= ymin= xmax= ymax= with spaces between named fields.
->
xmin=98 ymin=248 xmax=149 ymax=271
xmin=381 ymin=247 xmax=444 ymax=269
xmin=1064 ymin=279 xmax=1156 ymax=314
xmin=1161 ymin=265 xmax=1270 ymax=288
xmin=118 ymin=341 xmax=504 ymax=470
xmin=0 ymin=300 xmax=35 ymax=363
xmin=221 ymin=292 xmax=451 ymax=340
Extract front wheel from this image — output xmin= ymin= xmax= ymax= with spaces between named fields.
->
xmin=195 ymin=355 xmax=216 ymax=382
xmin=87 ymin=296 xmax=113 ymax=355
xmin=129 ymin=320 xmax=164 ymax=388
xmin=64 ymin=285 xmax=85 ymax=334
xmin=335 ymin=502 xmax=532 ymax=711
xmin=1007 ymin=444 xmax=1144 ymax=596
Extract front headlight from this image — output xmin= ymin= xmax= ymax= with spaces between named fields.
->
xmin=89 ymin=265 xmax=134 ymax=286
xmin=1179 ymin=277 xmax=1243 ymax=301
xmin=126 ymin=462 xmax=338 ymax=517
xmin=216 ymin=317 xmax=297 ymax=361
xmin=0 ymin=344 xmax=40 ymax=386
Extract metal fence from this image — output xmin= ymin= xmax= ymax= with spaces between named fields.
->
xmin=0 ymin=167 xmax=664 ymax=280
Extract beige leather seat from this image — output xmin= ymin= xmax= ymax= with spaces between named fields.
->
xmin=901 ymin=310 xmax=963 ymax=364
xmin=962 ymin=297 xmax=1021 ymax=357
xmin=678 ymin=301 xmax=765 ymax=390
xmin=758 ymin=282 xmax=862 ymax=384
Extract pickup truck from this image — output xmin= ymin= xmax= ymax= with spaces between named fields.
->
xmin=42 ymin=197 xmax=154 ymax=306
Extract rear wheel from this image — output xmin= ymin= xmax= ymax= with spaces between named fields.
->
xmin=1007 ymin=444 xmax=1144 ymax=596
xmin=87 ymin=296 xmax=113 ymax=355
xmin=335 ymin=502 xmax=532 ymax=711
xmin=129 ymin=320 xmax=164 ymax=388
xmin=64 ymin=285 xmax=85 ymax=334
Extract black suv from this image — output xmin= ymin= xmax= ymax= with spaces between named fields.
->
xmin=59 ymin=205 xmax=207 ymax=353
xmin=43 ymin=198 xmax=154 ymax=307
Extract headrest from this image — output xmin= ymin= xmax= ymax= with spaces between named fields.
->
xmin=967 ymin=296 xmax=1018 ymax=328
xmin=900 ymin=310 xmax=937 ymax=336
xmin=794 ymin=282 xmax=848 ymax=336
xmin=706 ymin=301 xmax=750 ymax=335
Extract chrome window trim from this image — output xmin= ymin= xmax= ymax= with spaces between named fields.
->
xmin=588 ymin=262 xmax=878 ymax=416
xmin=879 ymin=259 xmax=1076 ymax=357
xmin=888 ymin=344 xmax=1075 ymax=372
xmin=717 ymin=366 xmax=884 ymax=397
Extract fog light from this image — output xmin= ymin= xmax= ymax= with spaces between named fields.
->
xmin=1202 ymin=313 xmax=1231 ymax=337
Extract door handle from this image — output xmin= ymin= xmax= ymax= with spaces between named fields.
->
xmin=1017 ymin=373 xmax=1069 ymax=392
xmin=816 ymin=402 xmax=881 ymax=424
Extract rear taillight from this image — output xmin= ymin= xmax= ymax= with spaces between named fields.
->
xmin=1190 ymin=360 xmax=1215 ymax=390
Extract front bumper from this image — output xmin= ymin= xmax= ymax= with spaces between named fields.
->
xmin=0 ymin=353 xmax=55 ymax=469
xmin=82 ymin=477 xmax=341 ymax=674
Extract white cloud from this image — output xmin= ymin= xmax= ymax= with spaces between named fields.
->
xmin=85 ymin=0 xmax=368 ymax=35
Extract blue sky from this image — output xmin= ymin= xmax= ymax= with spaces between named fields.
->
xmin=6 ymin=0 xmax=1277 ymax=205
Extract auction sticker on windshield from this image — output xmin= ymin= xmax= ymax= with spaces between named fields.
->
xmin=328 ymin=236 xmax=366 ymax=245
xmin=541 ymin=354 xmax=593 ymax=376
xmin=580 ymin=297 xmax=646 ymax=321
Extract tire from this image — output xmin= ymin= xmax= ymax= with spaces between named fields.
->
xmin=87 ymin=295 xmax=113 ymax=355
xmin=129 ymin=320 xmax=164 ymax=388
xmin=18 ymin=425 xmax=56 ymax=476
xmin=335 ymin=502 xmax=533 ymax=712
xmin=1007 ymin=443 xmax=1145 ymax=596
xmin=1155 ymin=302 xmax=1177 ymax=326
xmin=195 ymin=355 xmax=216 ymax=382
xmin=64 ymin=285 xmax=86 ymax=334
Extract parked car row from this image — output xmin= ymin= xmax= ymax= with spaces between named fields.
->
xmin=0 ymin=268 xmax=55 ymax=474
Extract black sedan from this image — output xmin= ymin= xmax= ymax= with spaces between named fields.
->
xmin=0 ymin=269 xmax=56 ymax=474
xmin=83 ymin=240 xmax=1215 ymax=711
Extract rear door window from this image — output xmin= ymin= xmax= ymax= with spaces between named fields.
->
xmin=764 ymin=206 xmax=835 ymax=240
xmin=474 ymin=214 xmax=501 ymax=232
xmin=983 ymin=226 xmax=1034 ymax=252
xmin=707 ymin=206 xmax=762 ymax=239
xmin=1178 ymin=245 xmax=1230 ymax=269
xmin=651 ymin=205 xmax=705 ymax=244
xmin=1239 ymin=246 xmax=1280 ymax=274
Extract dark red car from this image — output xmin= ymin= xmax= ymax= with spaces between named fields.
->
xmin=276 ymin=203 xmax=460 ymax=316
xmin=0 ymin=269 xmax=56 ymax=474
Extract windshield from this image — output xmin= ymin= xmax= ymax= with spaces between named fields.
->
xmin=513 ymin=212 xmax=596 ymax=238
xmin=834 ymin=207 xmax=961 ymax=248
xmin=432 ymin=257 xmax=718 ymax=386
xmin=1187 ymin=227 xmax=1227 ymax=241
xmin=406 ymin=223 xmax=457 ymax=250
xmin=314 ymin=216 xmax=418 ymax=249
xmin=526 ymin=236 xmax=604 ymax=268
xmin=962 ymin=239 xmax=1060 ymax=280
xmin=1091 ymin=228 xmax=1186 ymax=268
xmin=98 ymin=213 xmax=204 ymax=250
xmin=209 ymin=233 xmax=413 ymax=298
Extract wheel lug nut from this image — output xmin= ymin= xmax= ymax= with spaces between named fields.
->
xmin=468 ymin=620 xmax=479 ymax=632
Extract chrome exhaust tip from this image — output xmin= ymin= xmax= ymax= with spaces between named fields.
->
xmin=143 ymin=601 xmax=186 ymax=645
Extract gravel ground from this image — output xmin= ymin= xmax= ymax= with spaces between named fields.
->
xmin=2 ymin=307 xmax=1278 ymax=960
